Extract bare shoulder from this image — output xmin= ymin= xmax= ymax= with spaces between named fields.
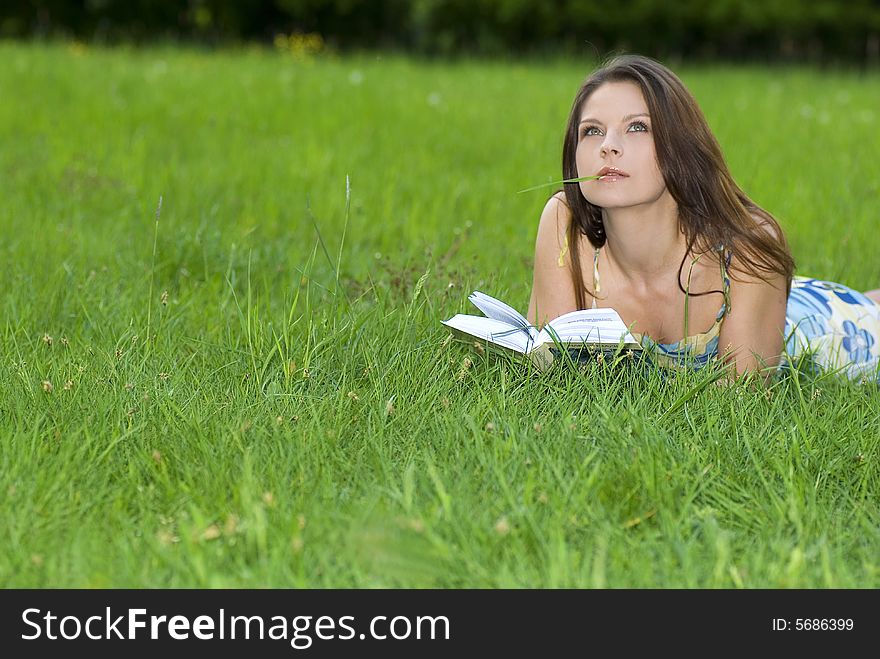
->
xmin=538 ymin=192 xmax=571 ymax=231
xmin=532 ymin=193 xmax=573 ymax=263
xmin=528 ymin=192 xmax=579 ymax=325
xmin=534 ymin=192 xmax=578 ymax=268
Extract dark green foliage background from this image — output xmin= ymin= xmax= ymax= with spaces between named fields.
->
xmin=3 ymin=0 xmax=880 ymax=63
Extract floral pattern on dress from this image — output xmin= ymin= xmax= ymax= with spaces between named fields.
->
xmin=780 ymin=276 xmax=880 ymax=382
xmin=842 ymin=319 xmax=875 ymax=363
xmin=782 ymin=278 xmax=835 ymax=352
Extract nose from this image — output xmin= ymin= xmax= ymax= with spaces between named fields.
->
xmin=600 ymin=134 xmax=622 ymax=157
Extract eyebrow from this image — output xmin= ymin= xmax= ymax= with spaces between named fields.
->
xmin=579 ymin=113 xmax=650 ymax=125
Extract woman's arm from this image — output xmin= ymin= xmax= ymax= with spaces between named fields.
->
xmin=717 ymin=256 xmax=788 ymax=385
xmin=527 ymin=193 xmax=580 ymax=327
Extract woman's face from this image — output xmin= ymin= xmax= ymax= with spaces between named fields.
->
xmin=576 ymin=81 xmax=668 ymax=209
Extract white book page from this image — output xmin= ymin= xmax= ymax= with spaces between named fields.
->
xmin=441 ymin=314 xmax=532 ymax=353
xmin=468 ymin=291 xmax=537 ymax=340
xmin=538 ymin=307 xmax=640 ymax=347
xmin=548 ymin=308 xmax=623 ymax=326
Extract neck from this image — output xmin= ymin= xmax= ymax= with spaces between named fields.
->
xmin=600 ymin=193 xmax=686 ymax=287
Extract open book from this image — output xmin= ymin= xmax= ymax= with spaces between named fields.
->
xmin=441 ymin=291 xmax=642 ymax=371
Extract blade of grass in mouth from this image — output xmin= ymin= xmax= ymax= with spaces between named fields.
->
xmin=517 ymin=175 xmax=605 ymax=194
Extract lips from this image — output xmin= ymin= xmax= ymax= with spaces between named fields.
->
xmin=596 ymin=166 xmax=629 ymax=178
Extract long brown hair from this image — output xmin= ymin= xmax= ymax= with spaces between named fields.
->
xmin=559 ymin=54 xmax=795 ymax=309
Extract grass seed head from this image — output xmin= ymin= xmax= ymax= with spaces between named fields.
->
xmin=156 ymin=529 xmax=179 ymax=546
xmin=455 ymin=357 xmax=473 ymax=381
xmin=200 ymin=525 xmax=221 ymax=542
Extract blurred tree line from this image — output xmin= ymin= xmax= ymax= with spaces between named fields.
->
xmin=2 ymin=0 xmax=878 ymax=64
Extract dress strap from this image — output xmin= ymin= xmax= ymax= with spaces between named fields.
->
xmin=557 ymin=233 xmax=569 ymax=267
xmin=717 ymin=244 xmax=732 ymax=317
xmin=592 ymin=247 xmax=601 ymax=309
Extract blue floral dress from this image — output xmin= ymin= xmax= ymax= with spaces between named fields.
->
xmin=780 ymin=277 xmax=880 ymax=382
xmin=590 ymin=246 xmax=880 ymax=382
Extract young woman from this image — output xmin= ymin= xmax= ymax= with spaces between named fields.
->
xmin=527 ymin=55 xmax=880 ymax=384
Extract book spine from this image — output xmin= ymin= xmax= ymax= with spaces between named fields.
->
xmin=527 ymin=343 xmax=554 ymax=372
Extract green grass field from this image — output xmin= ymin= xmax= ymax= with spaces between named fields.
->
xmin=1 ymin=41 xmax=878 ymax=587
